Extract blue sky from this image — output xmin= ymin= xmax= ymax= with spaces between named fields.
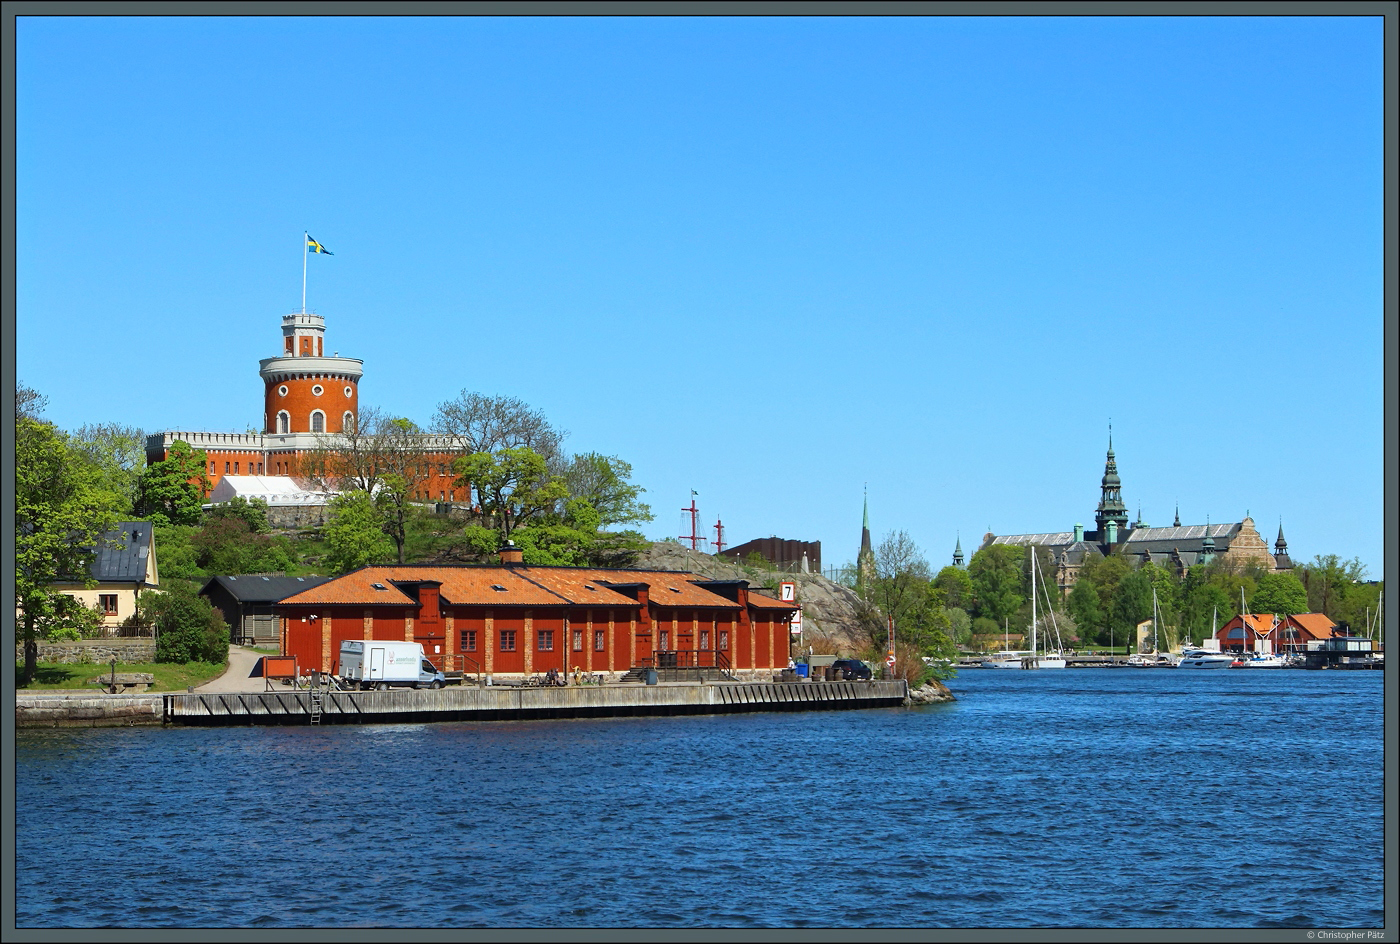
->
xmin=16 ymin=15 xmax=1385 ymax=575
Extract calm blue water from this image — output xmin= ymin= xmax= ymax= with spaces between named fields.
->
xmin=15 ymin=669 xmax=1386 ymax=929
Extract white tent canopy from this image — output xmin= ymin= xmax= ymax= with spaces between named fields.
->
xmin=204 ymin=475 xmax=335 ymax=508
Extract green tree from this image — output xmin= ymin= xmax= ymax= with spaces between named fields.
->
xmin=16 ymin=407 xmax=122 ymax=683
xmin=144 ymin=585 xmax=229 ymax=664
xmin=191 ymin=518 xmax=294 ymax=574
xmin=374 ymin=418 xmax=435 ymax=564
xmin=1181 ymin=572 xmax=1232 ymax=645
xmin=967 ymin=544 xmax=1025 ymax=625
xmin=561 ymin=453 xmax=653 ymax=527
xmin=136 ymin=440 xmax=211 ymax=525
xmin=1110 ymin=570 xmax=1154 ymax=648
xmin=324 ymin=491 xmax=396 ymax=573
xmin=932 ymin=565 xmax=974 ymax=611
xmin=152 ymin=524 xmax=204 ymax=579
xmin=942 ymin=606 xmax=972 ymax=647
xmin=453 ymin=446 xmax=569 ymax=543
xmin=1067 ymin=580 xmax=1104 ymax=646
xmin=205 ymin=495 xmax=271 ymax=533
xmin=1249 ymin=572 xmax=1309 ymax=618
xmin=1079 ymin=554 xmax=1131 ymax=610
xmin=70 ymin=422 xmax=146 ymax=516
xmin=1297 ymin=555 xmax=1368 ymax=622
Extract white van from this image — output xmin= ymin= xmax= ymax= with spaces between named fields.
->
xmin=339 ymin=640 xmax=446 ymax=690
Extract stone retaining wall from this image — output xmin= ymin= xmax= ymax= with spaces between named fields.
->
xmin=16 ymin=693 xmax=165 ymax=727
xmin=267 ymin=505 xmax=327 ymax=528
xmin=15 ymin=638 xmax=157 ymax=665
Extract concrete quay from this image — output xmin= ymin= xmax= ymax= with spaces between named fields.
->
xmin=162 ymin=678 xmax=910 ymax=726
xmin=15 ymin=679 xmax=908 ymax=727
xmin=16 ymin=692 xmax=165 ymax=727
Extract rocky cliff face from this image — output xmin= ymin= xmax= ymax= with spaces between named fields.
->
xmin=634 ymin=541 xmax=871 ymax=655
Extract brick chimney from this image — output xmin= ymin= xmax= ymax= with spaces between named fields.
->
xmin=498 ymin=540 xmax=523 ymax=565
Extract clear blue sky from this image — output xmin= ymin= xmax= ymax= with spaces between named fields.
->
xmin=16 ymin=15 xmax=1386 ymax=576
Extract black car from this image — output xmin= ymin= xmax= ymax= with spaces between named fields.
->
xmin=830 ymin=659 xmax=872 ymax=681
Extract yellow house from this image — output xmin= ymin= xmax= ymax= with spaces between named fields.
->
xmin=53 ymin=522 xmax=160 ymax=632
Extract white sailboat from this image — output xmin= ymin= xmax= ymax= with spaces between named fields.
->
xmin=1029 ymin=548 xmax=1066 ymax=669
xmin=984 ymin=618 xmax=1031 ymax=668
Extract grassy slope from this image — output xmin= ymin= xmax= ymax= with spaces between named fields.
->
xmin=15 ymin=661 xmax=229 ymax=692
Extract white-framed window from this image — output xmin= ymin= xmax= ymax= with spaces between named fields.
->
xmin=311 ymin=384 xmax=324 ymax=397
xmin=343 ymin=411 xmax=354 ymax=430
xmin=344 ymin=386 xmax=353 ymax=398
xmin=311 ymin=410 xmax=325 ymax=433
xmin=278 ymin=384 xmax=288 ymax=397
xmin=277 ymin=411 xmax=290 ymax=434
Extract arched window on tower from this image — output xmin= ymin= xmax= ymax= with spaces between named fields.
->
xmin=311 ymin=410 xmax=325 ymax=433
xmin=343 ymin=411 xmax=354 ymax=431
xmin=277 ymin=411 xmax=290 ymax=434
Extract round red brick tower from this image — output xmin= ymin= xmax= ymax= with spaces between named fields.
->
xmin=259 ymin=311 xmax=364 ymax=435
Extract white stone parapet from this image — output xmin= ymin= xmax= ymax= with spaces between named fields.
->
xmin=145 ymin=430 xmax=466 ymax=456
xmin=258 ymin=355 xmax=364 ymax=383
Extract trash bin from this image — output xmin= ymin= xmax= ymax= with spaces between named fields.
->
xmin=794 ymin=663 xmax=809 ymax=678
xmin=645 ymin=669 xmax=658 ymax=685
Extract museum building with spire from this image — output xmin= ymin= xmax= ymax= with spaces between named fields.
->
xmin=973 ymin=432 xmax=1295 ymax=595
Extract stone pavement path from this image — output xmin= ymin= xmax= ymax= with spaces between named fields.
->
xmin=194 ymin=645 xmax=274 ymax=693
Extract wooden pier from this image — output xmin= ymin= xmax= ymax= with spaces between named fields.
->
xmin=161 ymin=679 xmax=909 ymax=726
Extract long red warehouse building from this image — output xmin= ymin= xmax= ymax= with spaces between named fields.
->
xmin=275 ymin=559 xmax=799 ymax=678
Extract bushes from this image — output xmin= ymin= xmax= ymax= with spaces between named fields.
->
xmin=139 ymin=585 xmax=229 ymax=664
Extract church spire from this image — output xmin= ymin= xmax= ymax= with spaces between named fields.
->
xmin=953 ymin=533 xmax=964 ymax=568
xmin=1174 ymin=502 xmax=1181 ymax=528
xmin=1094 ymin=425 xmax=1129 ymax=542
xmin=857 ymin=486 xmax=875 ymax=590
xmin=860 ymin=485 xmax=871 ymax=556
xmin=1273 ymin=518 xmax=1292 ymax=570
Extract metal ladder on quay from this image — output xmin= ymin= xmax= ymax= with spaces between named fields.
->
xmin=309 ymin=671 xmax=324 ymax=725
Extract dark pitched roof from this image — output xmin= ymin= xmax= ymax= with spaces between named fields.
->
xmin=83 ymin=522 xmax=154 ymax=583
xmin=201 ymin=574 xmax=333 ymax=604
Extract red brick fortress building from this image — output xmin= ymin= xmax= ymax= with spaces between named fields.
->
xmin=145 ymin=308 xmax=464 ymax=500
xmin=274 ymin=553 xmax=799 ymax=679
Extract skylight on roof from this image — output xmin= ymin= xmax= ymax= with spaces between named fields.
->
xmin=491 ymin=585 xmax=508 ymax=592
xmin=584 ymin=585 xmax=595 ymax=591
xmin=372 ymin=583 xmax=387 ymax=590
xmin=669 ymin=587 xmax=682 ymax=593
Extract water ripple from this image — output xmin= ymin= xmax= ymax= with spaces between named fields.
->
xmin=15 ymin=669 xmax=1383 ymax=929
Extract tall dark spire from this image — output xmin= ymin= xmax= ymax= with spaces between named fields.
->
xmin=857 ymin=486 xmax=875 ymax=589
xmin=953 ymin=533 xmax=964 ymax=568
xmin=1174 ymin=503 xmax=1181 ymax=528
xmin=1094 ymin=426 xmax=1129 ymax=541
xmin=860 ymin=486 xmax=872 ymax=557
xmin=1273 ymin=519 xmax=1292 ymax=570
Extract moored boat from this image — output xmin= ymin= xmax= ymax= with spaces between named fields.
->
xmin=1177 ymin=647 xmax=1233 ymax=669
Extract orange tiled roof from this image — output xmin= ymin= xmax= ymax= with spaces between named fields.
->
xmin=1285 ymin=612 xmax=1337 ymax=639
xmin=512 ymin=568 xmax=644 ymax=608
xmin=746 ymin=589 xmax=798 ymax=610
xmin=589 ymin=569 xmax=742 ymax=607
xmin=279 ymin=566 xmax=570 ymax=607
xmin=276 ymin=564 xmax=797 ymax=611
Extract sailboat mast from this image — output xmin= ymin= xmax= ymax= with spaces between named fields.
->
xmin=1030 ymin=550 xmax=1038 ymax=661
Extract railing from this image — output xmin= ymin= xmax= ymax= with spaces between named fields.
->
xmin=637 ymin=650 xmax=732 ymax=671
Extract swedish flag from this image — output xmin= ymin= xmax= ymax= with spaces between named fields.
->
xmin=306 ymin=235 xmax=333 ymax=255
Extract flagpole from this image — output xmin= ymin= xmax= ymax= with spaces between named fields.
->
xmin=301 ymin=231 xmax=308 ymax=314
